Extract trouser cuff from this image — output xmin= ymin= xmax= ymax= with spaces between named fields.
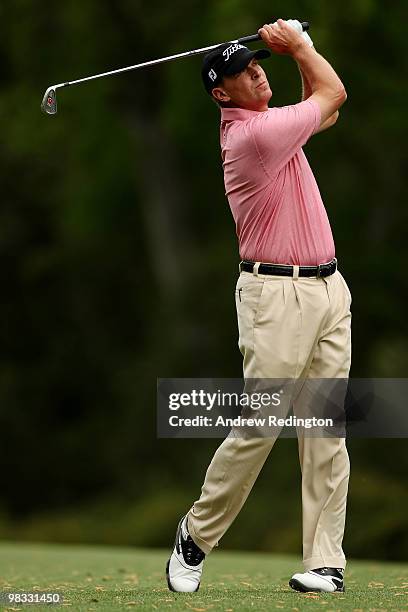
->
xmin=303 ymin=555 xmax=346 ymax=572
xmin=187 ymin=513 xmax=213 ymax=555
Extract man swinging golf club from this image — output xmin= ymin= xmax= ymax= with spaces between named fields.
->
xmin=167 ymin=18 xmax=351 ymax=594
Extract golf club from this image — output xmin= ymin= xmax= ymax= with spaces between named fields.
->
xmin=41 ymin=21 xmax=309 ymax=115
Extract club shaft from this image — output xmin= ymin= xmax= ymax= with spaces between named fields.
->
xmin=61 ymin=43 xmax=232 ymax=88
xmin=58 ymin=22 xmax=309 ymax=90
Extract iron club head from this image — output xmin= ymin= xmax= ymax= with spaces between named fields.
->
xmin=41 ymin=86 xmax=58 ymax=115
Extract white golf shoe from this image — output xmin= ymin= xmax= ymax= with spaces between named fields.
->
xmin=166 ymin=515 xmax=206 ymax=592
xmin=289 ymin=567 xmax=345 ymax=592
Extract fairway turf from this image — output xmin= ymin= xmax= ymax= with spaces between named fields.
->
xmin=0 ymin=542 xmax=407 ymax=611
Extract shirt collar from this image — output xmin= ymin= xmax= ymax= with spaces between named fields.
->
xmin=220 ymin=107 xmax=266 ymax=122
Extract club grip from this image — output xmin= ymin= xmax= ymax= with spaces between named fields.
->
xmin=238 ymin=21 xmax=309 ymax=44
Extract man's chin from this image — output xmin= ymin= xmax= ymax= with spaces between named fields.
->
xmin=261 ymin=90 xmax=273 ymax=106
xmin=260 ymin=86 xmax=272 ymax=100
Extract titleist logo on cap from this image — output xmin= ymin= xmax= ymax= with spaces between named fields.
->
xmin=222 ymin=43 xmax=245 ymax=61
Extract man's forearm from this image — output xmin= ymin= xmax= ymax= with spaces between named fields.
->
xmin=298 ymin=48 xmax=340 ymax=131
xmin=298 ymin=65 xmax=312 ymax=101
xmin=297 ymin=40 xmax=314 ymax=101
xmin=293 ymin=42 xmax=345 ymax=98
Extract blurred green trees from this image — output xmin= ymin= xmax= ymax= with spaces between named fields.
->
xmin=0 ymin=0 xmax=407 ymax=560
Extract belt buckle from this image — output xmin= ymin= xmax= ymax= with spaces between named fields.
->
xmin=317 ymin=258 xmax=336 ymax=278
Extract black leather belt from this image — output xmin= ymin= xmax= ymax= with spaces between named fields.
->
xmin=239 ymin=258 xmax=337 ymax=278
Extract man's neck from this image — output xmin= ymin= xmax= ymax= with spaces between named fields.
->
xmin=225 ymin=103 xmax=269 ymax=112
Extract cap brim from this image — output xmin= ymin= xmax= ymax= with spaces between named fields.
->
xmin=224 ymin=48 xmax=270 ymax=76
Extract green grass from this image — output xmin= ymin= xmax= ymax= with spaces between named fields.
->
xmin=0 ymin=542 xmax=407 ymax=611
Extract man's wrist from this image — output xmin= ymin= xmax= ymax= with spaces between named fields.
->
xmin=291 ymin=39 xmax=312 ymax=60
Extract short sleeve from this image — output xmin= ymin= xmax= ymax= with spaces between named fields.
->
xmin=250 ymin=99 xmax=321 ymax=177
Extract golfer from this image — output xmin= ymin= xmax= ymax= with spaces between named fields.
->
xmin=167 ymin=19 xmax=351 ymax=594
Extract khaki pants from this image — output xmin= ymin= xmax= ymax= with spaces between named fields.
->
xmin=187 ymin=268 xmax=352 ymax=571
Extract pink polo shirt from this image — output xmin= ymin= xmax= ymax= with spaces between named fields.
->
xmin=220 ymin=99 xmax=335 ymax=266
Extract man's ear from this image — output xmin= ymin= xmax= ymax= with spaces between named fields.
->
xmin=212 ymin=87 xmax=231 ymax=104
